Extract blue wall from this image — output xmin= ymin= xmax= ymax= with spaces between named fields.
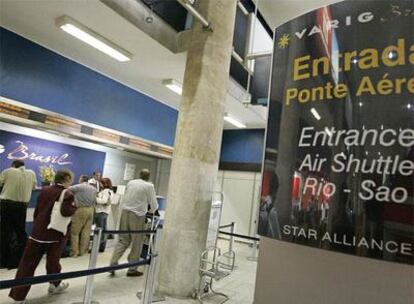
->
xmin=0 ymin=28 xmax=266 ymax=166
xmin=220 ymin=129 xmax=264 ymax=164
xmin=0 ymin=28 xmax=178 ymax=146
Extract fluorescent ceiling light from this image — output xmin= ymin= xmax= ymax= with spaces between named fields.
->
xmin=56 ymin=16 xmax=132 ymax=62
xmin=162 ymin=79 xmax=183 ymax=95
xmin=224 ymin=114 xmax=246 ymax=129
xmin=310 ymin=108 xmax=321 ymax=120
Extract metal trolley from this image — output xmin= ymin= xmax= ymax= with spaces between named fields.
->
xmin=194 ymin=193 xmax=236 ymax=304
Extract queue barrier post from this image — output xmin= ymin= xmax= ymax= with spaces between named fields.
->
xmin=80 ymin=227 xmax=102 ymax=304
xmin=217 ymin=230 xmax=259 ymax=262
xmin=229 ymin=222 xmax=235 ymax=253
xmin=247 ymin=238 xmax=259 ymax=262
xmin=141 ymin=228 xmax=163 ymax=304
xmin=223 ymin=222 xmax=237 ymax=271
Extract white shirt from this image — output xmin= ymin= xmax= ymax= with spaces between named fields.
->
xmin=95 ymin=188 xmax=114 ymax=214
xmin=0 ymin=166 xmax=37 ymax=203
xmin=121 ymin=179 xmax=158 ymax=217
xmin=88 ymin=178 xmax=100 ymax=192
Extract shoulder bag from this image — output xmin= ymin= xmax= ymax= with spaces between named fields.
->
xmin=47 ymin=189 xmax=72 ymax=235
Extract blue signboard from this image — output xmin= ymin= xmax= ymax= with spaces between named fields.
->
xmin=0 ymin=130 xmax=106 ymax=183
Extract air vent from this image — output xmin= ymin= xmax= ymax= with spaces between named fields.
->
xmin=28 ymin=111 xmax=46 ymax=123
xmin=80 ymin=125 xmax=94 ymax=135
xmin=150 ymin=145 xmax=159 ymax=152
xmin=120 ymin=136 xmax=130 ymax=145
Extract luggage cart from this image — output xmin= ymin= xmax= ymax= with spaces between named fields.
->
xmin=196 ymin=246 xmax=233 ymax=304
xmin=194 ymin=192 xmax=233 ymax=304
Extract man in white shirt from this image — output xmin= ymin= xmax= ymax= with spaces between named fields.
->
xmin=110 ymin=169 xmax=158 ymax=277
xmin=0 ymin=160 xmax=37 ymax=268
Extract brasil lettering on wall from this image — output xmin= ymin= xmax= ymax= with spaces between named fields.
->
xmin=259 ymin=0 xmax=413 ymax=265
xmin=0 ymin=130 xmax=106 ymax=182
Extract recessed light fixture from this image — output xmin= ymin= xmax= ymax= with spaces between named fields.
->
xmin=162 ymin=79 xmax=183 ymax=95
xmin=310 ymin=108 xmax=321 ymax=120
xmin=56 ymin=16 xmax=132 ymax=62
xmin=224 ymin=114 xmax=246 ymax=129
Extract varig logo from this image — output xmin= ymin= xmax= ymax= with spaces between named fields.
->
xmin=278 ymin=11 xmax=374 ymax=49
xmin=278 ymin=34 xmax=290 ymax=49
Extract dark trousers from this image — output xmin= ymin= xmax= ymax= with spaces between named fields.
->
xmin=9 ymin=238 xmax=66 ymax=301
xmin=94 ymin=212 xmax=108 ymax=252
xmin=0 ymin=200 xmax=28 ymax=269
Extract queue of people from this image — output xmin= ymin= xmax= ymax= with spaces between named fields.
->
xmin=0 ymin=161 xmax=159 ymax=303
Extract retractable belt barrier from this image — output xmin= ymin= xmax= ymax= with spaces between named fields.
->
xmin=102 ymin=229 xmax=156 ymax=234
xmin=218 ymin=230 xmax=260 ymax=242
xmin=0 ymin=228 xmax=157 ymax=290
xmin=219 ymin=230 xmax=260 ymax=262
xmin=218 ymin=223 xmax=234 ymax=229
xmin=0 ymin=259 xmax=150 ymax=290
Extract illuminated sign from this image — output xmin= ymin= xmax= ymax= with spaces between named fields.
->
xmin=260 ymin=0 xmax=413 ymax=265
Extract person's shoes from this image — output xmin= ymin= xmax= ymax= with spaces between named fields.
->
xmin=48 ymin=281 xmax=69 ymax=294
xmin=109 ymin=263 xmax=117 ymax=276
xmin=126 ymin=270 xmax=143 ymax=277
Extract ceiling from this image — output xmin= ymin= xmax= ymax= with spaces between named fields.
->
xmin=257 ymin=0 xmax=344 ymax=30
xmin=0 ymin=0 xmax=344 ymax=132
xmin=0 ymin=0 xmax=186 ymax=108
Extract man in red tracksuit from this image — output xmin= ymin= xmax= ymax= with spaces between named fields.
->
xmin=9 ymin=169 xmax=77 ymax=303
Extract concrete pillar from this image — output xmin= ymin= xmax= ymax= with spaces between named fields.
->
xmin=157 ymin=0 xmax=237 ymax=298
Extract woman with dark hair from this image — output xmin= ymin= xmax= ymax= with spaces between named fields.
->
xmin=94 ymin=177 xmax=114 ymax=252
xmin=9 ymin=169 xmax=77 ymax=303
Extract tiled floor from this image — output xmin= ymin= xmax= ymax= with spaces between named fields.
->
xmin=0 ymin=240 xmax=258 ymax=304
